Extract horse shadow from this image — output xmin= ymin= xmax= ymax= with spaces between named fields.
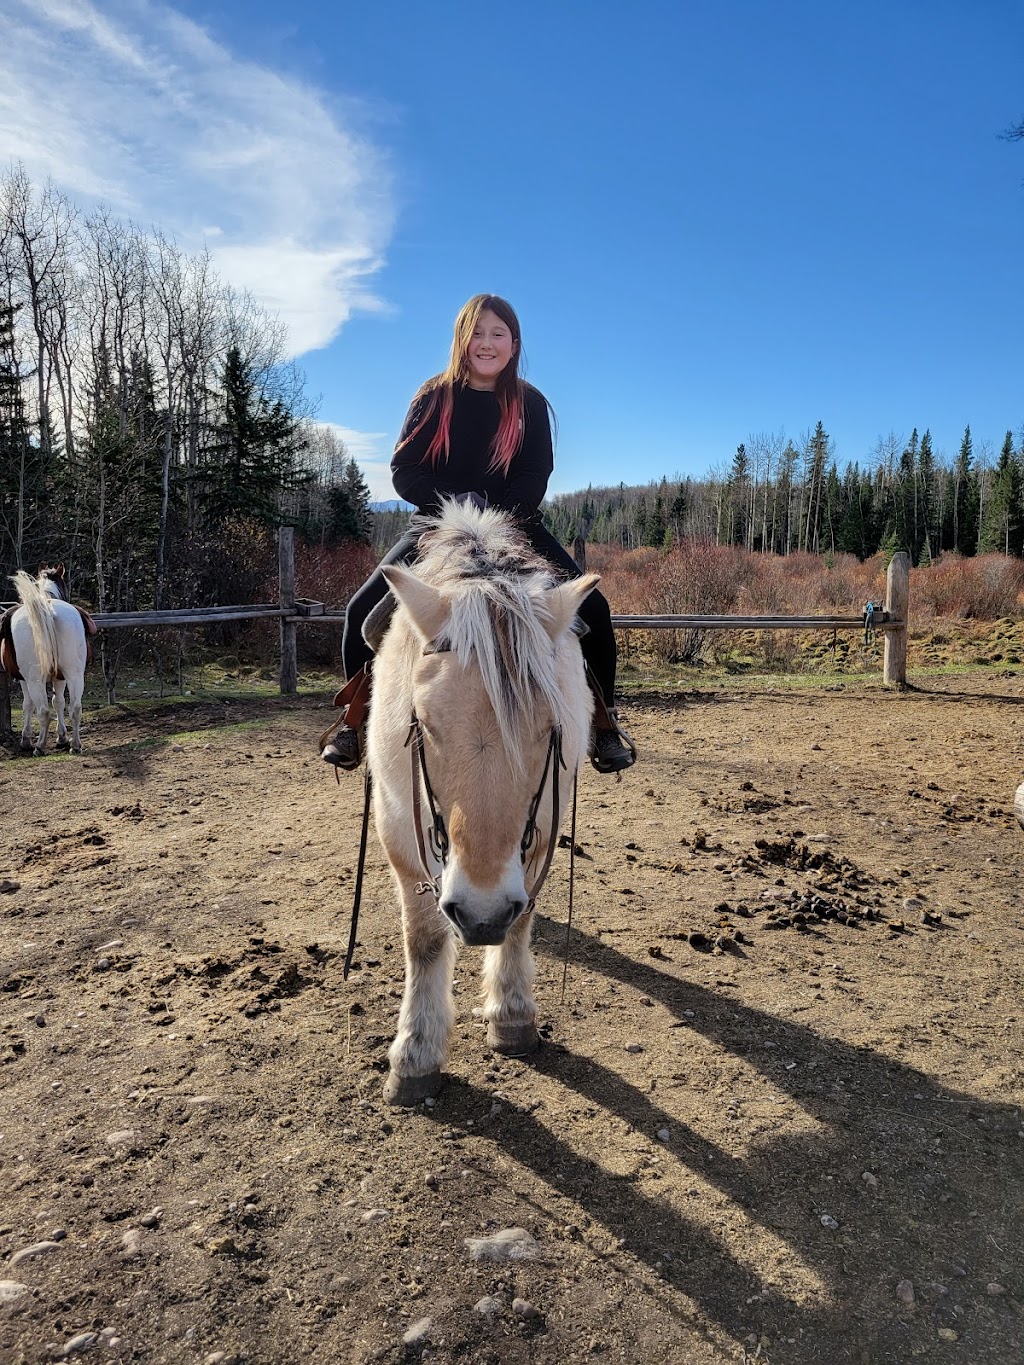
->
xmin=431 ymin=915 xmax=1022 ymax=1363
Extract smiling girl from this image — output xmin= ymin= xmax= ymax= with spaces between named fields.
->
xmin=321 ymin=294 xmax=636 ymax=775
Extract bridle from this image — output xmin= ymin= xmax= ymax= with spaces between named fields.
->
xmin=341 ymin=649 xmax=580 ymax=992
xmin=405 ymin=710 xmax=565 ymax=909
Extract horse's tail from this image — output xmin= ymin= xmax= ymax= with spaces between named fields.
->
xmin=12 ymin=570 xmax=59 ymax=680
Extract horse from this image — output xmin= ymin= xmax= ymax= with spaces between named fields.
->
xmin=366 ymin=501 xmax=599 ymax=1106
xmin=4 ymin=565 xmax=89 ymax=756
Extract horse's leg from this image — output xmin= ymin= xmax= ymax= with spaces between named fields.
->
xmin=21 ymin=678 xmax=51 ymax=755
xmin=385 ymin=871 xmax=457 ymax=1106
xmin=53 ymin=681 xmax=70 ymax=749
xmin=19 ymin=684 xmax=34 ymax=752
xmin=481 ymin=909 xmax=539 ymax=1055
xmin=69 ymin=678 xmax=84 ymax=754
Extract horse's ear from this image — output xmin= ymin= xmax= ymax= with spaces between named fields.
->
xmin=382 ymin=565 xmax=450 ymax=645
xmin=542 ymin=573 xmax=601 ymax=642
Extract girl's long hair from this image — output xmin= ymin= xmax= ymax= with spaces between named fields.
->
xmin=396 ymin=294 xmax=526 ymax=475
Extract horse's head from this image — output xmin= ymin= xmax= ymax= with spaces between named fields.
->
xmin=39 ymin=564 xmax=67 ymax=600
xmin=383 ymin=551 xmax=598 ymax=947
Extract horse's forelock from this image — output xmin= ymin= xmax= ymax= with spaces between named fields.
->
xmin=413 ymin=507 xmax=571 ymax=761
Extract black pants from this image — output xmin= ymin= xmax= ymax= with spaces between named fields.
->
xmin=342 ymin=521 xmax=618 ymax=707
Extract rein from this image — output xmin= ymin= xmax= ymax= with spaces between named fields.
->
xmin=405 ymin=712 xmax=566 ymax=910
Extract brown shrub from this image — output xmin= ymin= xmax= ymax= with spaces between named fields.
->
xmin=913 ymin=554 xmax=1024 ymax=620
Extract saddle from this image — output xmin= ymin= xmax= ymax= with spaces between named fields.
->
xmin=0 ymin=603 xmax=97 ymax=680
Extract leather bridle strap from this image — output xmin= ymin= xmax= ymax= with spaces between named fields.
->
xmin=406 ymin=713 xmax=447 ymax=896
xmin=522 ymin=728 xmax=565 ymax=907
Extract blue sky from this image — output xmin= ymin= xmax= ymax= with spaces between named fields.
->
xmin=4 ymin=0 xmax=1024 ymax=500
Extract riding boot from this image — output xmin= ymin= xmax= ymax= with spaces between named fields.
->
xmin=587 ymin=671 xmax=637 ymax=774
xmin=319 ymin=662 xmax=373 ymax=770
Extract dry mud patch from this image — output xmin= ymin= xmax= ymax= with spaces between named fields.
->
xmin=0 ymin=677 xmax=1022 ymax=1364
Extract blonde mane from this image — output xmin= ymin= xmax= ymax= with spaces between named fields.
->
xmin=412 ymin=502 xmax=576 ymax=763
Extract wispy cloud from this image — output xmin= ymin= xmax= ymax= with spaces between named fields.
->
xmin=1 ymin=0 xmax=394 ymax=356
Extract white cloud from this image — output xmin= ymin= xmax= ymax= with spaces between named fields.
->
xmin=319 ymin=422 xmax=397 ymax=503
xmin=0 ymin=0 xmax=394 ymax=357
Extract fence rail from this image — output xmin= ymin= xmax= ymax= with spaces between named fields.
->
xmin=0 ymin=544 xmax=911 ymax=736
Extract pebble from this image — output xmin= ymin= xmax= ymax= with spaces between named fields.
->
xmin=937 ymin=1328 xmax=958 ymax=1341
xmin=423 ymin=1174 xmax=438 ymax=1189
xmin=105 ymin=1130 xmax=137 ymax=1147
xmin=360 ymin=1209 xmax=389 ymax=1224
xmin=512 ymin=1298 xmax=542 ymax=1322
xmin=402 ymin=1317 xmax=432 ymax=1346
xmin=138 ymin=1210 xmax=161 ymax=1229
xmin=986 ymin=1282 xmax=1007 ymax=1296
xmin=657 ymin=1128 xmax=671 ymax=1143
xmin=120 ymin=1229 xmax=144 ymax=1258
xmin=473 ymin=1295 xmax=503 ymax=1320
xmin=624 ymin=1043 xmax=643 ymax=1054
xmin=0 ymin=1280 xmax=29 ymax=1305
xmin=819 ymin=1214 xmax=839 ymax=1230
xmin=861 ymin=1171 xmax=878 ymax=1189
xmin=95 ymin=940 xmax=124 ymax=952
xmin=464 ymin=1227 xmax=539 ymax=1262
xmin=60 ymin=1332 xmax=98 ymax=1356
xmin=895 ymin=1279 xmax=915 ymax=1306
xmin=9 ymin=1240 xmax=62 ymax=1267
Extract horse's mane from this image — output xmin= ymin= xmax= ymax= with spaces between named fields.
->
xmin=412 ymin=502 xmax=578 ymax=764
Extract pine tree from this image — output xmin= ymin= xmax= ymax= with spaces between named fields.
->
xmin=203 ymin=346 xmax=309 ymax=528
xmin=917 ymin=430 xmax=936 ymax=563
xmin=326 ymin=457 xmax=372 ymax=544
xmin=980 ymin=430 xmax=1023 ymax=554
xmin=952 ymin=425 xmax=979 ymax=554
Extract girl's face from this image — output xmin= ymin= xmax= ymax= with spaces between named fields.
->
xmin=465 ymin=309 xmax=517 ymax=389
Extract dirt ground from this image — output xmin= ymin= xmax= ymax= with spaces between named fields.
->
xmin=1 ymin=672 xmax=1023 ymax=1365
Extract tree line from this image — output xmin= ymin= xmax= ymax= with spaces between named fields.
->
xmin=544 ymin=421 xmax=1024 ymax=564
xmin=0 ymin=166 xmax=372 ymax=617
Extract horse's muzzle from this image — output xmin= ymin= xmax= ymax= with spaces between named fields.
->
xmin=440 ymin=896 xmax=528 ymax=946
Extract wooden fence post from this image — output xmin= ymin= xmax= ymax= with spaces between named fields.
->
xmin=279 ymin=526 xmax=297 ymax=695
xmin=883 ymin=551 xmax=910 ymax=688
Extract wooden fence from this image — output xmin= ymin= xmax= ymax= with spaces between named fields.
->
xmin=0 ymin=539 xmax=910 ymax=736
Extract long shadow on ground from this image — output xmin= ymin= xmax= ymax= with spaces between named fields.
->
xmin=428 ymin=913 xmax=1024 ymax=1363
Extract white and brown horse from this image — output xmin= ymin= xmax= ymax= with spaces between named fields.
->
xmin=3 ymin=566 xmax=89 ymax=755
xmin=367 ymin=501 xmax=598 ymax=1105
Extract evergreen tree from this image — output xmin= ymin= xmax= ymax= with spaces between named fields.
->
xmin=917 ymin=430 xmax=936 ymax=563
xmin=980 ymin=430 xmax=1023 ymax=554
xmin=203 ymin=346 xmax=309 ymax=528
xmin=326 ymin=456 xmax=372 ymax=544
xmin=952 ymin=424 xmax=979 ymax=554
xmin=0 ymin=300 xmax=40 ymax=570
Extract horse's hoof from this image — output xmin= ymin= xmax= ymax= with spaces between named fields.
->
xmin=486 ymin=1022 xmax=540 ymax=1056
xmin=31 ymin=748 xmax=45 ymax=758
xmin=71 ymin=746 xmax=82 ymax=755
xmin=383 ymin=1069 xmax=444 ymax=1107
xmin=54 ymin=737 xmax=70 ymax=750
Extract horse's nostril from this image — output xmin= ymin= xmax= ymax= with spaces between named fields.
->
xmin=440 ymin=899 xmax=464 ymax=930
xmin=507 ymin=899 xmax=528 ymax=925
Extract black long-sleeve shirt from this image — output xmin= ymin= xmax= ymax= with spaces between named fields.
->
xmin=390 ymin=382 xmax=553 ymax=522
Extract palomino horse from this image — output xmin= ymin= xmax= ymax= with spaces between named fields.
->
xmin=5 ymin=566 xmax=88 ymax=755
xmin=368 ymin=501 xmax=598 ymax=1106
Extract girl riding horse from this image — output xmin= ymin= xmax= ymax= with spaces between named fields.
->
xmin=321 ymin=293 xmax=636 ymax=776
